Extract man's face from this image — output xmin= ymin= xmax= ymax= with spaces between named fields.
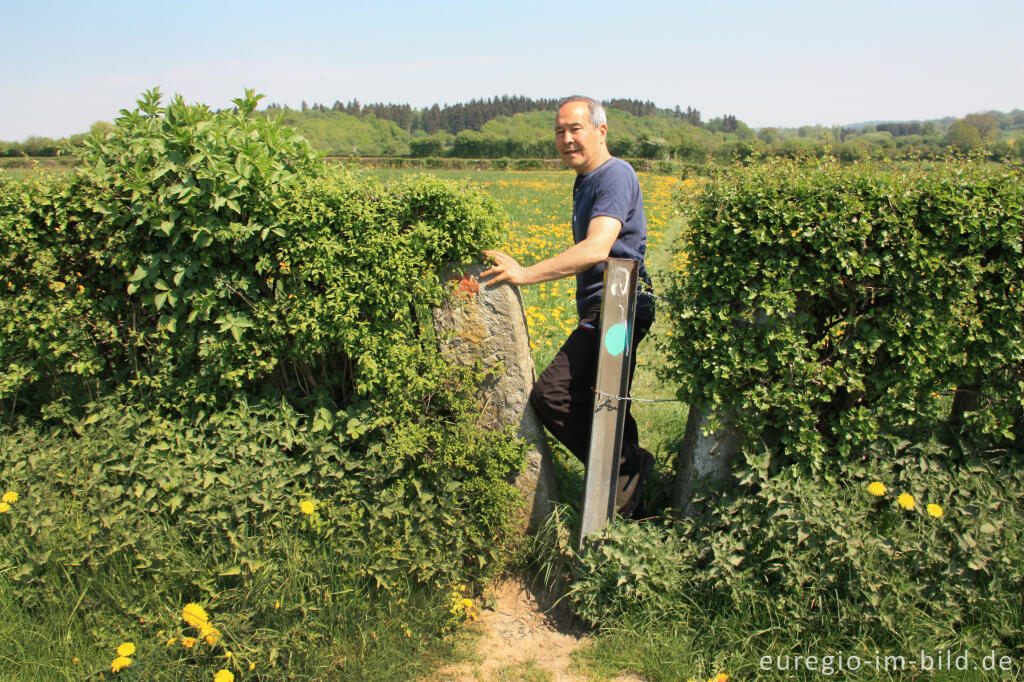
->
xmin=555 ymin=101 xmax=607 ymax=174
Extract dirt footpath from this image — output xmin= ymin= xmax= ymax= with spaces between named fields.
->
xmin=429 ymin=578 xmax=644 ymax=682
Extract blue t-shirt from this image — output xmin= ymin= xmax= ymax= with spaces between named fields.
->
xmin=572 ymin=157 xmax=654 ymax=320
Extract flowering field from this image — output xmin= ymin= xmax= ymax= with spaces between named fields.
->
xmin=371 ymin=168 xmax=684 ymax=369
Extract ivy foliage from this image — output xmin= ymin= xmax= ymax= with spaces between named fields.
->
xmin=663 ymin=158 xmax=1024 ymax=463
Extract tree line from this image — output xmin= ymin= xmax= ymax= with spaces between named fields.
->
xmin=265 ymin=95 xmax=679 ymax=136
xmin=3 ymin=96 xmax=1022 ymax=163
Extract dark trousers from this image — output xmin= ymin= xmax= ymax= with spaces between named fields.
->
xmin=529 ymin=304 xmax=652 ymax=476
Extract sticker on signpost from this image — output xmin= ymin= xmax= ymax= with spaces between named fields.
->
xmin=603 ymin=322 xmax=628 ymax=357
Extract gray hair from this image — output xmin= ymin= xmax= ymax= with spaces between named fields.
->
xmin=557 ymin=96 xmax=606 ymax=128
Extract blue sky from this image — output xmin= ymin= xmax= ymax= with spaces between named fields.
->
xmin=3 ymin=0 xmax=1021 ymax=140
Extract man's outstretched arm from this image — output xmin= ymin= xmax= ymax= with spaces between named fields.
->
xmin=481 ymin=216 xmax=621 ymax=287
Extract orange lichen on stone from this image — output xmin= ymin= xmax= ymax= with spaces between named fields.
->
xmin=454 ymin=274 xmax=480 ymax=299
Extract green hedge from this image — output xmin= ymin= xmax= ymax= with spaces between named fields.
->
xmin=0 ymin=90 xmax=525 ymax=674
xmin=1 ymin=89 xmax=505 ymax=414
xmin=532 ymin=159 xmax=1024 ymax=676
xmin=663 ymin=158 xmax=1024 ymax=463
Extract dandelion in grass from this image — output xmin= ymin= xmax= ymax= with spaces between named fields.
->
xmin=0 ymin=502 xmax=9 ymax=513
xmin=1 ymin=491 xmax=17 ymax=504
xmin=214 ymin=669 xmax=235 ymax=682
xmin=110 ymin=656 xmax=132 ymax=673
xmin=182 ymin=637 xmax=198 ymax=648
xmin=182 ymin=602 xmax=210 ymax=629
xmin=299 ymin=499 xmax=316 ymax=515
xmin=867 ymin=481 xmax=886 ymax=497
xmin=116 ymin=642 xmax=135 ymax=657
xmin=202 ymin=625 xmax=221 ymax=645
xmin=927 ymin=503 xmax=944 ymax=518
xmin=898 ymin=493 xmax=915 ymax=510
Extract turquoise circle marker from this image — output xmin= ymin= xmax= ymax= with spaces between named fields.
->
xmin=603 ymin=322 xmax=628 ymax=357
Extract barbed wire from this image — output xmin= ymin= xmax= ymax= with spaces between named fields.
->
xmin=593 ymin=388 xmax=681 ymax=404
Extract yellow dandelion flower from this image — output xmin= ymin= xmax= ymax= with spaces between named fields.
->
xmin=1 ymin=491 xmax=17 ymax=504
xmin=299 ymin=499 xmax=316 ymax=515
xmin=0 ymin=502 xmax=10 ymax=513
xmin=274 ymin=600 xmax=280 ymax=609
xmin=927 ymin=504 xmax=944 ymax=518
xmin=182 ymin=637 xmax=198 ymax=648
xmin=202 ymin=625 xmax=221 ymax=645
xmin=249 ymin=662 xmax=256 ymax=671
xmin=897 ymin=493 xmax=915 ymax=510
xmin=116 ymin=642 xmax=136 ymax=657
xmin=713 ymin=675 xmax=728 ymax=682
xmin=110 ymin=656 xmax=132 ymax=673
xmin=214 ymin=670 xmax=235 ymax=682
xmin=182 ymin=602 xmax=210 ymax=629
xmin=867 ymin=481 xmax=886 ymax=497
xmin=166 ymin=637 xmax=177 ymax=646
xmin=224 ymin=650 xmax=233 ymax=659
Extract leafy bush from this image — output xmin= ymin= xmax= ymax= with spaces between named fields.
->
xmin=1 ymin=399 xmax=513 ymax=679
xmin=1 ymin=395 xmax=520 ymax=600
xmin=662 ymin=158 xmax=1024 ymax=463
xmin=1 ymin=88 xmax=505 ymax=413
xmin=0 ymin=90 xmax=525 ymax=678
xmin=535 ymin=443 xmax=1024 ymax=679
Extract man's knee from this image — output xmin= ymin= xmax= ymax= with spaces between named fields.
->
xmin=529 ymin=380 xmax=550 ymax=415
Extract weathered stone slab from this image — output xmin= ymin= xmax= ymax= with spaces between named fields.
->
xmin=671 ymin=405 xmax=741 ymax=516
xmin=431 ymin=264 xmax=557 ymax=533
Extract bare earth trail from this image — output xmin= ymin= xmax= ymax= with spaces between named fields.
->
xmin=428 ymin=578 xmax=645 ymax=682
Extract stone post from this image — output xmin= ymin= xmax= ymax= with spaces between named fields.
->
xmin=671 ymin=405 xmax=741 ymax=516
xmin=431 ymin=264 xmax=557 ymax=533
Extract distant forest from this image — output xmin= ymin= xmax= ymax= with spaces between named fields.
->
xmin=3 ymin=95 xmax=1023 ymax=163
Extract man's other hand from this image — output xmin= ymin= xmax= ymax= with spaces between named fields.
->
xmin=481 ymin=250 xmax=528 ymax=286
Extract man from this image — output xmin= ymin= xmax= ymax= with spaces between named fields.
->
xmin=481 ymin=95 xmax=655 ymax=517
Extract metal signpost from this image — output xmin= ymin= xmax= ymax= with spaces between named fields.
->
xmin=577 ymin=258 xmax=639 ymax=550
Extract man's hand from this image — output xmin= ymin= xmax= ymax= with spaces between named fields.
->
xmin=480 ymin=217 xmax=619 ymax=288
xmin=481 ymin=250 xmax=529 ymax=286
